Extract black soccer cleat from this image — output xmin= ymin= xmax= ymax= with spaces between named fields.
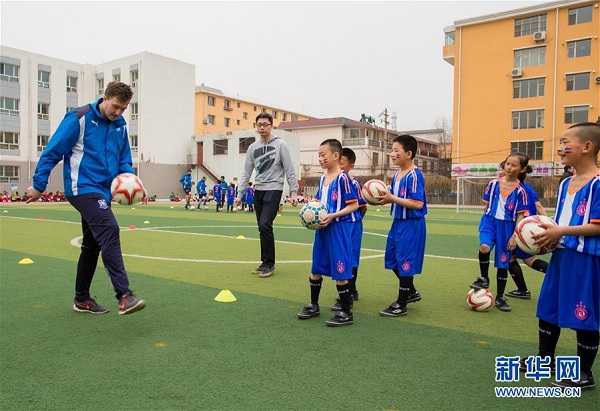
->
xmin=470 ymin=276 xmax=490 ymax=290
xmin=330 ymin=297 xmax=354 ymax=311
xmin=495 ymin=296 xmax=512 ymax=312
xmin=506 ymin=289 xmax=531 ymax=299
xmin=552 ymin=371 xmax=595 ymax=391
xmin=325 ymin=311 xmax=354 ymax=327
xmin=407 ymin=290 xmax=422 ymax=304
xmin=379 ymin=302 xmax=407 ymax=317
xmin=297 ymin=304 xmax=320 ymax=319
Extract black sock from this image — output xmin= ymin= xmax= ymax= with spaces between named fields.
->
xmin=531 ymin=259 xmax=548 ymax=273
xmin=508 ymin=261 xmax=528 ymax=291
xmin=576 ymin=329 xmax=599 ymax=376
xmin=397 ymin=276 xmax=413 ymax=306
xmin=337 ymin=283 xmax=352 ymax=314
xmin=349 ymin=267 xmax=358 ymax=294
xmin=479 ymin=251 xmax=490 ymax=278
xmin=538 ymin=319 xmax=561 ymax=359
xmin=496 ymin=269 xmax=508 ymax=297
xmin=309 ymin=277 xmax=322 ymax=306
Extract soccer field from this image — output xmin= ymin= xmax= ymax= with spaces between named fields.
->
xmin=0 ymin=202 xmax=596 ymax=410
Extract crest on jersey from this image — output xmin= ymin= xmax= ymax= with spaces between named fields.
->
xmin=402 ymin=260 xmax=411 ymax=272
xmin=336 ymin=261 xmax=344 ymax=274
xmin=331 ymin=189 xmax=338 ymax=201
xmin=500 ymin=253 xmax=508 ymax=264
xmin=574 ymin=301 xmax=588 ymax=321
xmin=576 ymin=200 xmax=587 ymax=217
xmin=400 ymin=187 xmax=406 ymax=197
xmin=506 ymin=200 xmax=515 ymax=211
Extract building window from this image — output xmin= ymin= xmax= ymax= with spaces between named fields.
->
xmin=130 ymin=70 xmax=138 ymax=88
xmin=129 ymin=134 xmax=138 ymax=153
xmin=0 ymin=63 xmax=19 ymax=82
xmin=282 ymin=113 xmax=287 ymax=121
xmin=236 ymin=102 xmax=240 ymax=108
xmin=514 ymin=14 xmax=546 ymax=37
xmin=208 ymin=96 xmax=215 ymax=106
xmin=513 ymin=78 xmax=545 ymax=98
xmin=566 ymin=72 xmax=590 ymax=91
xmin=113 ymin=74 xmax=121 ymax=82
xmin=0 ymin=132 xmax=19 ymax=150
xmin=253 ymin=105 xmax=257 ymax=112
xmin=511 ymin=140 xmax=543 ymax=160
xmin=130 ymin=102 xmax=138 ymax=120
xmin=66 ymin=106 xmax=74 ymax=113
xmin=224 ymin=100 xmax=231 ymax=110
xmin=38 ymin=70 xmax=50 ymax=88
xmin=243 ymin=112 xmax=248 ymax=120
xmin=564 ymin=106 xmax=589 ymax=124
xmin=0 ymin=97 xmax=19 ymax=116
xmin=261 ymin=108 xmax=266 ymax=114
xmin=236 ymin=119 xmax=240 ymax=126
xmin=37 ymin=103 xmax=50 ymax=120
xmin=66 ymin=76 xmax=77 ymax=93
xmin=514 ymin=46 xmax=546 ymax=68
xmin=213 ymin=139 xmax=228 ymax=155
xmin=224 ymin=117 xmax=231 ymax=127
xmin=372 ymin=152 xmax=379 ymax=167
xmin=568 ymin=5 xmax=592 ymax=25
xmin=0 ymin=165 xmax=19 ymax=183
xmin=567 ymin=39 xmax=591 ymax=58
xmin=272 ymin=111 xmax=278 ymax=119
xmin=291 ymin=115 xmax=298 ymax=121
xmin=207 ymin=115 xmax=215 ymax=124
xmin=512 ymin=109 xmax=544 ymax=129
xmin=37 ymin=135 xmax=50 ymax=153
xmin=444 ymin=31 xmax=455 ymax=45
xmin=239 ymin=137 xmax=255 ymax=154
xmin=97 ymin=78 xmax=104 ymax=95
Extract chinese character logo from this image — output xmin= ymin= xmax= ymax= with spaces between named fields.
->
xmin=522 ymin=355 xmax=553 ymax=382
xmin=555 ymin=356 xmax=580 ymax=382
xmin=495 ymin=356 xmax=520 ymax=382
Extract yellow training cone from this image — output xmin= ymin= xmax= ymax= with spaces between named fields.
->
xmin=131 ymin=207 xmax=136 ymax=210
xmin=236 ymin=235 xmax=245 ymax=240
xmin=376 ymin=209 xmax=381 ymax=212
xmin=3 ymin=210 xmax=7 ymax=213
xmin=214 ymin=289 xmax=237 ymax=303
xmin=19 ymin=258 xmax=34 ymax=264
xmin=143 ymin=220 xmax=150 ymax=224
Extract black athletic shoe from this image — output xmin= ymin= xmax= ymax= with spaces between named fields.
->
xmin=470 ymin=276 xmax=490 ymax=289
xmin=495 ymin=296 xmax=512 ymax=312
xmin=351 ymin=291 xmax=359 ymax=301
xmin=251 ymin=263 xmax=267 ymax=274
xmin=118 ymin=292 xmax=146 ymax=315
xmin=73 ymin=298 xmax=109 ymax=314
xmin=325 ymin=311 xmax=354 ymax=327
xmin=407 ymin=290 xmax=422 ymax=303
xmin=257 ymin=264 xmax=275 ymax=278
xmin=519 ymin=356 xmax=555 ymax=374
xmin=379 ymin=302 xmax=407 ymax=317
xmin=552 ymin=371 xmax=595 ymax=391
xmin=506 ymin=289 xmax=531 ymax=299
xmin=297 ymin=304 xmax=320 ymax=319
xmin=330 ymin=297 xmax=354 ymax=311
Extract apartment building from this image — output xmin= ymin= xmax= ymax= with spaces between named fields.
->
xmin=443 ymin=0 xmax=599 ymax=178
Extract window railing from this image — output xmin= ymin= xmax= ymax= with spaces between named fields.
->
xmin=0 ymin=108 xmax=19 ymax=116
xmin=0 ymin=74 xmax=19 ymax=82
xmin=37 ymin=113 xmax=49 ymax=120
xmin=38 ymin=81 xmax=50 ymax=88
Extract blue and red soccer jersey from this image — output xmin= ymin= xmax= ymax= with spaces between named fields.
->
xmin=389 ymin=168 xmax=427 ymax=220
xmin=482 ymin=177 xmax=529 ymax=221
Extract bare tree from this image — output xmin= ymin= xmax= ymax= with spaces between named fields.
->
xmin=432 ymin=116 xmax=453 ymax=160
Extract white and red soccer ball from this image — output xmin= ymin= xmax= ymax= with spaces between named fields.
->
xmin=515 ymin=215 xmax=559 ymax=255
xmin=110 ymin=173 xmax=146 ymax=205
xmin=466 ymin=288 xmax=494 ymax=312
xmin=361 ymin=179 xmax=387 ymax=205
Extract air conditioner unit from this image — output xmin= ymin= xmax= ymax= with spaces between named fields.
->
xmin=595 ymin=76 xmax=600 ymax=84
xmin=511 ymin=68 xmax=522 ymax=78
xmin=533 ymin=31 xmax=546 ymax=41
xmin=202 ymin=119 xmax=209 ymax=124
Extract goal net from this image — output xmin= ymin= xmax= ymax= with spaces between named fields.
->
xmin=455 ymin=176 xmax=491 ymax=213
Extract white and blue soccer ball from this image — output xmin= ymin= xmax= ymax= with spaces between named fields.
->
xmin=299 ymin=201 xmax=328 ymax=230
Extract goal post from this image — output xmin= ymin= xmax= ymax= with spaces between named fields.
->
xmin=455 ymin=176 xmax=491 ymax=213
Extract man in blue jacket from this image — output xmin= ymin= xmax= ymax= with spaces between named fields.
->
xmin=26 ymin=81 xmax=146 ymax=316
xmin=180 ymin=170 xmax=192 ymax=195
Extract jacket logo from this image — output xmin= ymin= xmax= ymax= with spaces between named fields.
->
xmin=98 ymin=199 xmax=108 ymax=210
xmin=91 ymin=120 xmax=99 ymax=127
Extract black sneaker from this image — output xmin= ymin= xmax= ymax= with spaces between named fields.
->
xmin=506 ymin=289 xmax=531 ymax=299
xmin=351 ymin=291 xmax=359 ymax=301
xmin=118 ymin=292 xmax=146 ymax=315
xmin=519 ymin=356 xmax=555 ymax=374
xmin=552 ymin=371 xmax=595 ymax=391
xmin=495 ymin=296 xmax=512 ymax=312
xmin=330 ymin=297 xmax=354 ymax=311
xmin=257 ymin=264 xmax=275 ymax=278
xmin=470 ymin=276 xmax=490 ymax=289
xmin=407 ymin=290 xmax=422 ymax=303
xmin=297 ymin=304 xmax=320 ymax=319
xmin=379 ymin=302 xmax=407 ymax=317
xmin=73 ymin=298 xmax=109 ymax=314
xmin=251 ymin=263 xmax=266 ymax=274
xmin=325 ymin=311 xmax=354 ymax=327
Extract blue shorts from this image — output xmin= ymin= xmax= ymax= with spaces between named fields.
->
xmin=479 ymin=215 xmax=514 ymax=269
xmin=311 ymin=221 xmax=353 ymax=281
xmin=384 ymin=218 xmax=426 ymax=276
xmin=514 ymin=247 xmax=534 ymax=260
xmin=350 ymin=220 xmax=363 ymax=269
xmin=537 ymin=248 xmax=600 ymax=331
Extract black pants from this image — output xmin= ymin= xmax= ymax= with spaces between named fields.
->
xmin=253 ymin=190 xmax=282 ymax=266
xmin=68 ymin=193 xmax=130 ymax=300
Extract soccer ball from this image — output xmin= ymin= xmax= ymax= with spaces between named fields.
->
xmin=515 ymin=215 xmax=559 ymax=255
xmin=110 ymin=173 xmax=145 ymax=206
xmin=299 ymin=201 xmax=328 ymax=230
xmin=361 ymin=179 xmax=387 ymax=205
xmin=466 ymin=288 xmax=493 ymax=312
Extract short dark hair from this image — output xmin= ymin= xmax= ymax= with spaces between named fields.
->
xmin=320 ymin=139 xmax=342 ymax=157
xmin=568 ymin=122 xmax=600 ymax=157
xmin=342 ymin=147 xmax=356 ymax=165
xmin=563 ymin=165 xmax=572 ymax=172
xmin=393 ymin=135 xmax=418 ymax=159
xmin=255 ymin=113 xmax=273 ymax=124
xmin=104 ymin=81 xmax=133 ymax=102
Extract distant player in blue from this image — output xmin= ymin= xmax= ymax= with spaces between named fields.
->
xmin=297 ymin=139 xmax=359 ymax=327
xmin=213 ymin=183 xmax=222 ymax=212
xmin=469 ymin=153 xmax=531 ymax=312
xmin=376 ymin=135 xmax=427 ymax=317
xmin=196 ymin=176 xmax=207 ymax=210
xmin=245 ymin=182 xmax=255 ymax=212
xmin=528 ymin=122 xmax=600 ymax=391
xmin=180 ymin=169 xmax=192 ymax=195
xmin=330 ymin=147 xmax=366 ymax=311
xmin=226 ymin=183 xmax=236 ymax=212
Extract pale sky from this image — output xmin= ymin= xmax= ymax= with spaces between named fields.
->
xmin=1 ymin=0 xmax=544 ymax=130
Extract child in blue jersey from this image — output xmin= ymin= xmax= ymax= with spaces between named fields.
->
xmin=525 ymin=122 xmax=600 ymax=390
xmin=331 ymin=148 xmax=367 ymax=311
xmin=245 ymin=182 xmax=255 ymax=212
xmin=196 ymin=176 xmax=207 ymax=210
xmin=469 ymin=153 xmax=531 ymax=311
xmin=226 ymin=183 xmax=236 ymax=212
xmin=376 ymin=135 xmax=427 ymax=317
xmin=213 ymin=183 xmax=222 ymax=212
xmin=297 ymin=139 xmax=359 ymax=327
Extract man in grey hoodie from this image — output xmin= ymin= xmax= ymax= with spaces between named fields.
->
xmin=236 ymin=113 xmax=299 ymax=277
